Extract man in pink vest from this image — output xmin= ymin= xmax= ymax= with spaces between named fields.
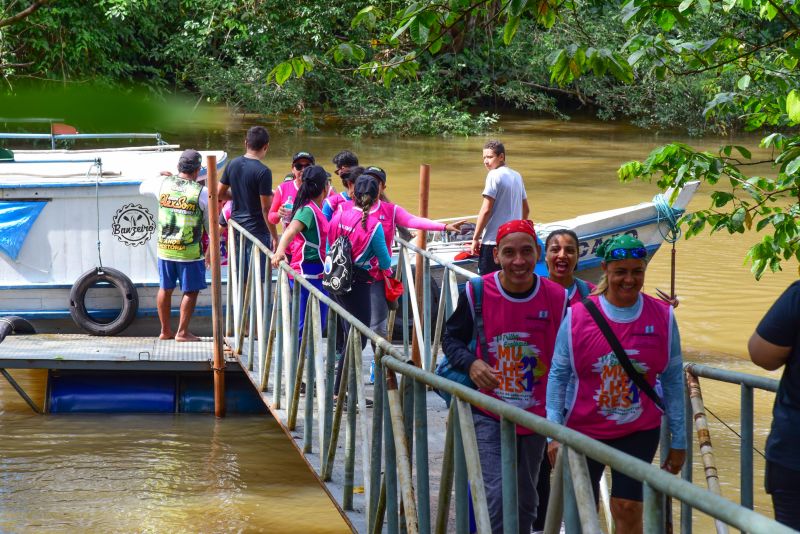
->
xmin=442 ymin=219 xmax=567 ymax=534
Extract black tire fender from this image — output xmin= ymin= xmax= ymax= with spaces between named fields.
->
xmin=69 ymin=267 xmax=138 ymax=336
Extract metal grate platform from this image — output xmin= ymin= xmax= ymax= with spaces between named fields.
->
xmin=0 ymin=334 xmax=224 ymax=370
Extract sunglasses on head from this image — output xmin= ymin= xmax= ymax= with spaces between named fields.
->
xmin=608 ymin=247 xmax=648 ymax=260
xmin=294 ymin=162 xmax=311 ymax=171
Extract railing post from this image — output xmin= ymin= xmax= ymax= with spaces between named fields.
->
xmin=288 ymin=277 xmax=301 ymax=409
xmin=369 ymin=350 xmax=385 ymax=534
xmin=501 ymin=416 xmax=519 ymax=534
xmin=544 ymin=448 xmax=564 ymax=534
xmin=303 ymin=298 xmax=317 ymax=453
xmin=414 ymin=377 xmax=430 ymax=534
xmin=225 ymin=224 xmax=234 ymax=337
xmin=272 ymin=279 xmax=284 ymax=406
xmin=740 ymin=384 xmax=754 ymax=511
xmin=567 ymin=448 xmax=603 ymax=533
xmin=254 ymin=250 xmax=265 ymax=374
xmin=455 ymin=399 xmax=492 ymax=533
xmin=422 ymin=255 xmax=431 ymax=371
xmin=247 ymin=254 xmax=257 ymax=367
xmin=322 ymin=308 xmax=337 ymax=463
xmin=453 ymin=400 xmax=469 ymax=534
xmin=387 ymin=368 xmax=419 ymax=533
xmin=643 ymin=482 xmax=665 ymax=534
xmin=384 ymin=378 xmax=399 ymax=534
xmin=435 ymin=401 xmax=456 ymax=534
xmin=681 ymin=381 xmax=693 ymax=534
xmin=343 ymin=334 xmax=357 ymax=510
xmin=562 ymin=446 xmax=582 ymax=534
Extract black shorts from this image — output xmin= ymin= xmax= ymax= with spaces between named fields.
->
xmin=586 ymin=426 xmax=661 ymax=502
xmin=766 ymin=460 xmax=800 ymax=529
xmin=478 ymin=244 xmax=500 ymax=275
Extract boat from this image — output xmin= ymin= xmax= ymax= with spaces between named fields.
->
xmin=414 ymin=181 xmax=700 ymax=283
xmin=0 ymin=123 xmax=227 ymax=334
xmin=0 ymin=122 xmax=699 ymax=335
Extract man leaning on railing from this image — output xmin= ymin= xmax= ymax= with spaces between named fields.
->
xmin=442 ymin=220 xmax=567 ymax=534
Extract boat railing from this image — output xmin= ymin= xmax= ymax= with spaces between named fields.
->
xmin=0 ymin=132 xmax=168 ymax=150
xmin=222 ymin=218 xmax=792 ymax=533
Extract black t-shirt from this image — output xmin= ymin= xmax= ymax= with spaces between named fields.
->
xmin=757 ymin=281 xmax=800 ymax=471
xmin=220 ymin=156 xmax=273 ymax=235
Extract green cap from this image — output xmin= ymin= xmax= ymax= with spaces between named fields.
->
xmin=596 ymin=234 xmax=648 ymax=263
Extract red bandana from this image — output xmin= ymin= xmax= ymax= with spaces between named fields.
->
xmin=496 ymin=219 xmax=536 ymax=245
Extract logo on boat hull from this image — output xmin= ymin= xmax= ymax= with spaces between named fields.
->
xmin=112 ymin=204 xmax=155 ymax=246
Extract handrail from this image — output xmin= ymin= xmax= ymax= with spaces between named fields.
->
xmin=222 ymin=218 xmax=793 ymax=534
xmin=685 ymin=363 xmax=779 ymax=392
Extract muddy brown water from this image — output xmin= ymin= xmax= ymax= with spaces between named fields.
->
xmin=2 ymin=114 xmax=795 ymax=531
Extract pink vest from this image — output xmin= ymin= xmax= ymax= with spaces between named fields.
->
xmin=340 ymin=200 xmax=397 ymax=280
xmin=328 ymin=208 xmax=383 ymax=273
xmin=469 ymin=273 xmax=567 ymax=435
xmin=275 ymin=180 xmax=299 ymax=226
xmin=566 ymin=294 xmax=672 ymax=440
xmin=325 ymin=192 xmax=350 ymax=217
xmin=288 ymin=201 xmax=328 ymax=278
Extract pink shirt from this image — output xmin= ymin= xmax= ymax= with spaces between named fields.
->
xmin=268 ymin=179 xmax=299 ymax=226
xmin=468 ymin=273 xmax=567 ymax=434
xmin=565 ymin=294 xmax=672 ymax=440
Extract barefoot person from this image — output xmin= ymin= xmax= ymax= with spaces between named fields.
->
xmin=139 ymin=149 xmax=209 ymax=341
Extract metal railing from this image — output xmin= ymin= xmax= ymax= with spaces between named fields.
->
xmin=222 ymin=219 xmax=793 ymax=534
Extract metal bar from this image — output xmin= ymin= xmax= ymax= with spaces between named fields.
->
xmin=304 ymin=298 xmax=318 ymax=454
xmin=369 ymin=349 xmax=385 ymax=533
xmin=567 ymin=448 xmax=603 ymax=533
xmin=311 ymin=299 xmax=326 ymax=457
xmin=344 ymin=335 xmax=357 ymax=510
xmin=561 ymin=447 xmax=581 ymax=534
xmin=287 ymin=297 xmax=312 ymax=431
xmin=740 ymin=384 xmax=754 ymax=511
xmin=352 ymin=329 xmax=372 ymax=525
xmin=247 ymin=258 xmax=256 ymax=369
xmin=501 ymin=416 xmax=519 ymax=534
xmin=225 ymin=224 xmax=235 ymax=337
xmin=414 ymin=378 xmax=430 ymax=534
xmin=288 ymin=277 xmax=301 ymax=409
xmin=402 ymin=259 xmax=410 ymax=358
xmin=453 ymin=403 xmax=469 ymax=534
xmin=644 ymin=482 xmax=664 ymax=534
xmin=681 ymin=382 xmax=694 ymax=534
xmin=456 ymin=399 xmax=492 ymax=534
xmin=279 ymin=272 xmax=293 ymax=409
xmin=322 ymin=328 xmax=352 ymax=481
xmin=0 ymin=369 xmax=42 ymax=413
xmin=235 ymin=253 xmax=253 ymax=354
xmin=543 ymin=448 xmax=564 ymax=534
xmin=254 ymin=250 xmax=265 ymax=374
xmin=394 ymin=236 xmax=475 ymax=279
xmin=685 ymin=363 xmax=778 ymax=392
xmin=260 ymin=284 xmax=279 ymax=392
xmin=385 ymin=381 xmax=399 ymax=534
xmin=430 ymin=269 xmax=449 ymax=371
xmin=387 ymin=369 xmax=419 ymax=534
xmin=323 ymin=308 xmax=337 ymax=463
xmin=434 ymin=401 xmax=456 ymax=534
xmin=422 ymin=255 xmax=431 ymax=371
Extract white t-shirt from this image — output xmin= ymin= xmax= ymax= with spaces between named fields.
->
xmin=481 ymin=166 xmax=527 ymax=245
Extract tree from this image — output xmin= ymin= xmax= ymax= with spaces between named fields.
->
xmin=280 ymin=0 xmax=800 ymax=278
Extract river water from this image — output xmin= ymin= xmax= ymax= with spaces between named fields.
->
xmin=1 ymin=114 xmax=795 ymax=531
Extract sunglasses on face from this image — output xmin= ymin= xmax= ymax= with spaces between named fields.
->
xmin=608 ymin=247 xmax=648 ymax=260
xmin=294 ymin=162 xmax=311 ymax=171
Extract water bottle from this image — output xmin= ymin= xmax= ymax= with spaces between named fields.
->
xmin=369 ymin=360 xmax=375 ymax=385
xmin=283 ymin=196 xmax=293 ymax=223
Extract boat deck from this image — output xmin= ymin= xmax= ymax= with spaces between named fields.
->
xmin=0 ymin=334 xmax=228 ymax=370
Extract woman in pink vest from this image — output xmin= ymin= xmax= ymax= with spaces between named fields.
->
xmin=546 ymin=234 xmax=685 ymax=534
xmin=442 ymin=220 xmax=567 ymax=534
xmin=327 ymin=174 xmax=393 ymax=395
xmin=272 ymin=164 xmax=331 ymax=344
xmin=268 ymin=151 xmax=315 ymax=231
xmin=545 ymin=229 xmax=596 ymax=306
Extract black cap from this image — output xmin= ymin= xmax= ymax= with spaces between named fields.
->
xmin=354 ymin=174 xmax=380 ymax=198
xmin=178 ymin=149 xmax=202 ymax=174
xmin=302 ymin=164 xmax=331 ymax=186
xmin=363 ymin=166 xmax=386 ymax=184
xmin=292 ymin=151 xmax=315 ymax=165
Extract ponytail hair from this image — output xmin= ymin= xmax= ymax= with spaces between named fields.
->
xmin=356 ymin=193 xmax=378 ymax=229
xmin=291 ymin=167 xmax=328 ymax=220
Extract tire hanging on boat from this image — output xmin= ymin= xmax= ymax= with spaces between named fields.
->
xmin=69 ymin=267 xmax=138 ymax=336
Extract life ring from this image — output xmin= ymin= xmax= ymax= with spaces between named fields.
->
xmin=69 ymin=267 xmax=138 ymax=336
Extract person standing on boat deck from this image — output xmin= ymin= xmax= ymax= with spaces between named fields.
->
xmin=442 ymin=220 xmax=567 ymax=534
xmin=269 ymin=151 xmax=315 ymax=233
xmin=748 ymin=281 xmax=800 ymax=530
xmin=271 ymin=164 xmax=331 ymax=346
xmin=139 ymin=149 xmax=208 ymax=342
xmin=323 ymin=151 xmax=359 ymax=220
xmin=328 ymin=174 xmax=393 ymax=396
xmin=470 ymin=140 xmax=530 ymax=275
xmin=546 ymin=234 xmax=685 ymax=534
xmin=217 ymin=125 xmax=277 ymax=279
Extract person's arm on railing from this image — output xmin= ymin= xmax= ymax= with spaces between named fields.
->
xmin=660 ymin=315 xmax=686 ymax=473
xmin=271 ymin=219 xmax=304 ymax=267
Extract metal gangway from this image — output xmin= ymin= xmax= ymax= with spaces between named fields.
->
xmin=223 ymin=218 xmax=794 ymax=534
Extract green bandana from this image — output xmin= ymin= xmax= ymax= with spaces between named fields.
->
xmin=596 ymin=234 xmax=648 ymax=263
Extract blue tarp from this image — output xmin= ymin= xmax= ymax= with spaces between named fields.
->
xmin=0 ymin=201 xmax=46 ymax=260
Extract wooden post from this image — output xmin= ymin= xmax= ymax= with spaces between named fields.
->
xmin=410 ymin=164 xmax=430 ymax=367
xmin=206 ymin=155 xmax=226 ymax=418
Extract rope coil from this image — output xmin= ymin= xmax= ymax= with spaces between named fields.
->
xmin=652 ymin=193 xmax=682 ymax=244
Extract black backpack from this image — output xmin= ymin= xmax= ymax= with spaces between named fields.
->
xmin=323 ymin=228 xmax=355 ymax=295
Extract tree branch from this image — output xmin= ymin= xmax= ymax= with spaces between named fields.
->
xmin=0 ymin=0 xmax=50 ymax=29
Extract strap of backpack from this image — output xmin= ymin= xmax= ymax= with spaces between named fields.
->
xmin=581 ymin=297 xmax=665 ymax=411
xmin=469 ymin=277 xmax=490 ymax=361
